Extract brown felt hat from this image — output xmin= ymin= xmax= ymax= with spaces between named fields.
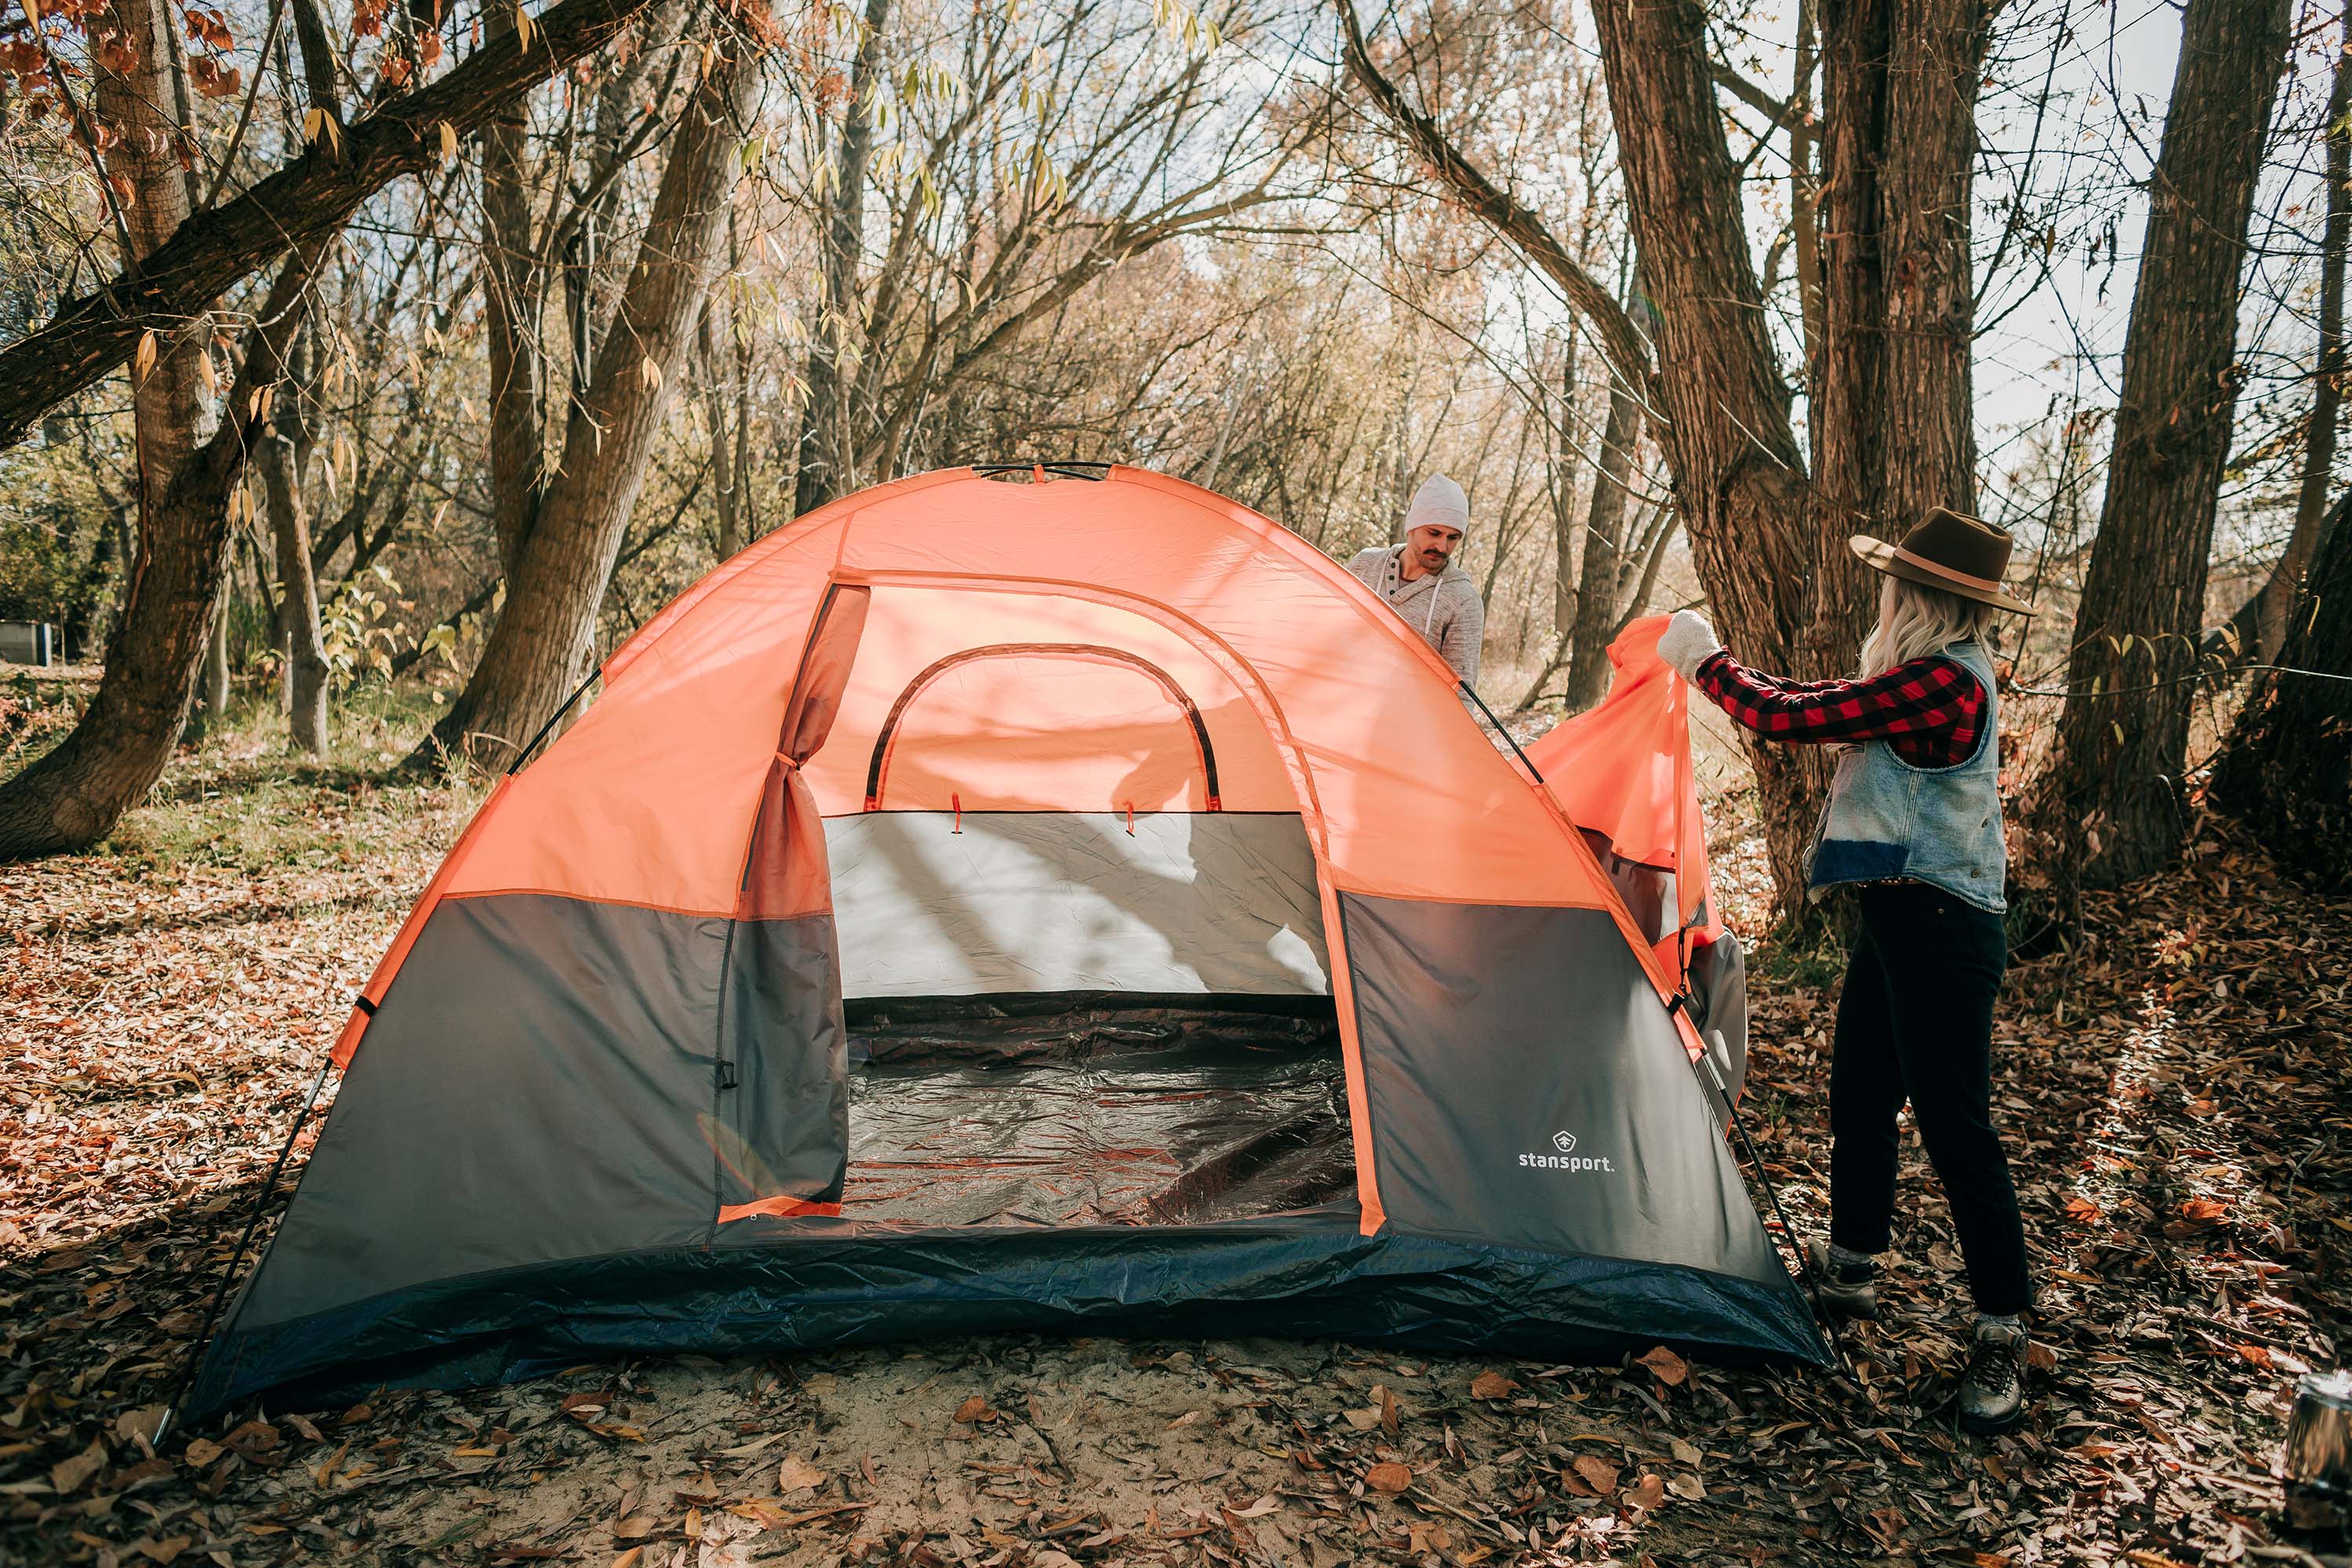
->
xmin=1849 ymin=507 xmax=2037 ymax=615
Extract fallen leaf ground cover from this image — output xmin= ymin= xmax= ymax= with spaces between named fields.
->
xmin=4 ymin=693 xmax=2349 ymax=1567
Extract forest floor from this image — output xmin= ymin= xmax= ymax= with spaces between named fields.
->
xmin=4 ymin=679 xmax=2350 ymax=1568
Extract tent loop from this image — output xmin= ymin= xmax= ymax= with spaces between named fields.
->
xmin=158 ymin=1053 xmax=335 ymax=1446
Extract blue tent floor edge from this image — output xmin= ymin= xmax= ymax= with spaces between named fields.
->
xmin=186 ymin=1213 xmax=1831 ymax=1420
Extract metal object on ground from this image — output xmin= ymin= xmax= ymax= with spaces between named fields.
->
xmin=2284 ymin=1368 xmax=2352 ymax=1532
xmin=0 ymin=621 xmax=57 ymax=666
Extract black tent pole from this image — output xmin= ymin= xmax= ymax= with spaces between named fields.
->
xmin=1697 ymin=1051 xmax=1857 ymax=1380
xmin=507 ymin=668 xmax=603 ymax=776
xmin=155 ymin=1054 xmax=333 ymax=1446
xmin=1455 ymin=681 xmax=1545 ymax=784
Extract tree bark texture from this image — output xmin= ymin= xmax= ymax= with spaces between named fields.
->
xmin=1812 ymin=0 xmax=1988 ymax=659
xmin=2036 ymin=0 xmax=2291 ymax=891
xmin=793 ymin=0 xmax=891 ymax=517
xmin=0 ymin=0 xmax=659 ymax=454
xmin=424 ymin=5 xmax=771 ymax=770
xmin=2210 ymin=492 xmax=2352 ymax=891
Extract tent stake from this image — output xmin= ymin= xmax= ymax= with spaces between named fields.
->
xmin=156 ymin=1054 xmax=334 ymax=1446
xmin=1699 ymin=1051 xmax=1857 ymax=1381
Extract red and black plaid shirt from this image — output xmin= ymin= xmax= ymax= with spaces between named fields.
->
xmin=1692 ymin=651 xmax=1986 ymax=768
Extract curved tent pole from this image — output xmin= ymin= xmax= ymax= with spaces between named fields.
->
xmin=506 ymin=668 xmax=604 ymax=775
xmin=156 ymin=1053 xmax=334 ymax=1444
xmin=1455 ymin=681 xmax=1545 ymax=786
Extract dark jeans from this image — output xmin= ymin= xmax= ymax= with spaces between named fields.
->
xmin=1828 ymin=881 xmax=2032 ymax=1316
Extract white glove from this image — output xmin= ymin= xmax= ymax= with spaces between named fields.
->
xmin=1657 ymin=609 xmax=1723 ymax=681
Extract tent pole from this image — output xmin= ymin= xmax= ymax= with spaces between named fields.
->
xmin=156 ymin=1054 xmax=334 ymax=1446
xmin=1456 ymin=681 xmax=1544 ymax=785
xmin=1698 ymin=1052 xmax=1857 ymax=1380
xmin=507 ymin=667 xmax=604 ymax=775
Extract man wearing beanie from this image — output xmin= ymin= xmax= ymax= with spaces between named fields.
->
xmin=1344 ymin=474 xmax=1486 ymax=688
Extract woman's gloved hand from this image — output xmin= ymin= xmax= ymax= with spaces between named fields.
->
xmin=1657 ymin=609 xmax=1723 ymax=681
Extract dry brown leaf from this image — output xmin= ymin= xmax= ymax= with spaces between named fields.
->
xmin=1635 ymin=1345 xmax=1688 ymax=1386
xmin=776 ymin=1455 xmax=826 ymax=1494
xmin=953 ymin=1396 xmax=994 ymax=1425
xmin=1363 ymin=1462 xmax=1412 ymax=1494
xmin=1225 ymin=1495 xmax=1279 ymax=1519
xmin=1469 ymin=1370 xmax=1517 ymax=1400
xmin=1572 ymin=1454 xmax=1619 ymax=1495
xmin=51 ymin=1439 xmax=105 ymax=1495
xmin=611 ymin=1551 xmax=644 ymax=1568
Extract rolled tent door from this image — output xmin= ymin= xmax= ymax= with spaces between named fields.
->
xmin=715 ymin=585 xmax=872 ymax=1221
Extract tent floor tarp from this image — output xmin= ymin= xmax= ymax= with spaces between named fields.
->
xmin=187 ymin=1210 xmax=1830 ymax=1417
xmin=845 ymin=1000 xmax=1353 ymax=1226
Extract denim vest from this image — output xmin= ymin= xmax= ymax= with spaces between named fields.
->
xmin=1803 ymin=637 xmax=2006 ymax=913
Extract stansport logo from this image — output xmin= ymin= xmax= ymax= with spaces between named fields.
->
xmin=1519 ymin=1129 xmax=1616 ymax=1174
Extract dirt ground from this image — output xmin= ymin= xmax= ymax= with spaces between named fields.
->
xmin=4 ymin=711 xmax=2350 ymax=1567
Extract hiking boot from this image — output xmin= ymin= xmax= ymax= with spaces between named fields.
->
xmin=1958 ymin=1318 xmax=2030 ymax=1435
xmin=1805 ymin=1240 xmax=1880 ymax=1320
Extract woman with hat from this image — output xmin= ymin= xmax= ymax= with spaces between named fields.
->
xmin=1655 ymin=507 xmax=2036 ymax=1435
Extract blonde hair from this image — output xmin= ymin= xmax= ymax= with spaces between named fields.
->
xmin=1858 ymin=575 xmax=1999 ymax=677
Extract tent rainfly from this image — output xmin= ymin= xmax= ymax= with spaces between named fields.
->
xmin=187 ymin=465 xmax=1828 ymax=1418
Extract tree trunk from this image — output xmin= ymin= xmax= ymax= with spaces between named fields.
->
xmin=481 ymin=2 xmax=546 ymax=586
xmin=2221 ymin=33 xmax=2349 ymax=667
xmin=1583 ymin=0 xmax=1828 ymax=909
xmin=702 ymin=299 xmax=743 ymax=559
xmin=0 ymin=0 xmax=215 ymax=841
xmin=422 ymin=6 xmax=771 ymax=770
xmin=259 ymin=416 xmax=331 ymax=751
xmin=1561 ymin=368 xmax=1643 ymax=712
xmin=1790 ymin=0 xmax=1822 ymax=384
xmin=2210 ymin=492 xmax=2351 ymax=889
xmin=2034 ymin=0 xmax=2290 ymax=891
xmin=201 ymin=594 xmax=233 ymax=720
xmin=1549 ymin=332 xmax=1579 ymax=641
xmin=1813 ymin=0 xmax=1987 ymax=620
xmin=792 ymin=0 xmax=891 ymax=517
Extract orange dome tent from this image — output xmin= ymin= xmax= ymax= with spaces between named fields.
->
xmin=188 ymin=466 xmax=1824 ymax=1417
